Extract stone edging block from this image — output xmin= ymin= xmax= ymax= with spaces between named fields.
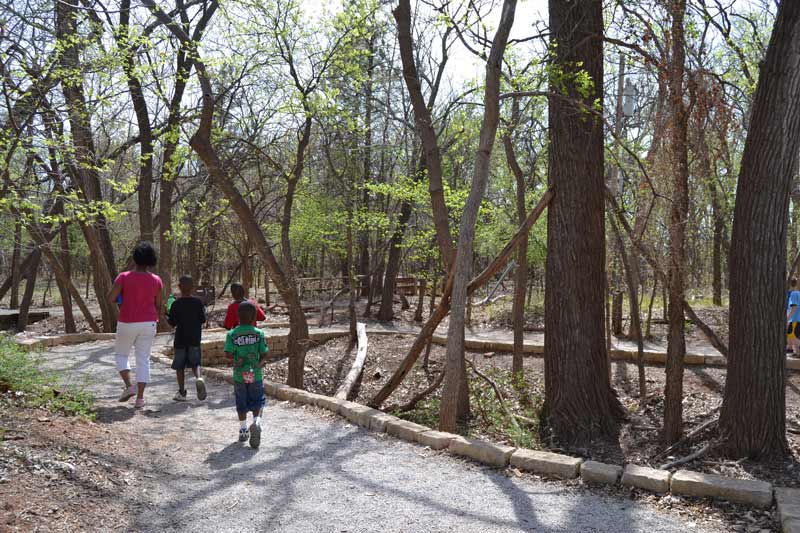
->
xmin=621 ymin=464 xmax=671 ymax=493
xmin=448 ymin=436 xmax=515 ymax=467
xmin=777 ymin=488 xmax=800 ymax=533
xmin=415 ymin=430 xmax=458 ymax=450
xmin=385 ymin=418 xmax=430 ymax=442
xmin=510 ymin=449 xmax=582 ymax=479
xmin=671 ymin=469 xmax=773 ymax=508
xmin=581 ymin=460 xmax=622 ymax=484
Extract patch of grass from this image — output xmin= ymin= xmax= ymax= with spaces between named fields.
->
xmin=395 ymin=396 xmax=441 ymax=429
xmin=397 ymin=368 xmax=544 ymax=449
xmin=0 ymin=335 xmax=95 ymax=419
xmin=468 ymin=368 xmax=542 ymax=449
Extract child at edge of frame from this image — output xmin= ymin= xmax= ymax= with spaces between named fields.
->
xmin=224 ymin=300 xmax=269 ymax=449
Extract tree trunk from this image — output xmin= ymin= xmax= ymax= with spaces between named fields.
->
xmin=393 ymin=0 xmax=454 ymax=268
xmin=710 ymin=177 xmax=724 ymax=306
xmin=544 ymin=0 xmax=623 ymax=442
xmin=56 ymin=0 xmax=117 ymax=330
xmin=414 ymin=278 xmax=427 ymax=322
xmin=119 ymin=0 xmax=154 ymax=243
xmin=9 ymin=221 xmax=21 ymax=309
xmin=378 ymin=202 xmax=412 ymax=321
xmin=719 ymin=0 xmax=800 ymax=458
xmin=439 ymin=0 xmax=516 ymax=432
xmin=662 ymin=0 xmax=690 ymax=445
xmin=58 ymin=224 xmax=76 ymax=333
xmin=16 ymin=250 xmax=41 ymax=332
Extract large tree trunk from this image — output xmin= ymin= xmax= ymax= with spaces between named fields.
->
xmin=662 ymin=0 xmax=690 ymax=445
xmin=719 ymin=0 xmax=800 ymax=458
xmin=439 ymin=0 xmax=516 ymax=432
xmin=56 ymin=0 xmax=117 ymax=330
xmin=544 ymin=0 xmax=623 ymax=442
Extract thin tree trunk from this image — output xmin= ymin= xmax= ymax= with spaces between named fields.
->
xmin=439 ymin=0 xmax=517 ymax=432
xmin=611 ymin=218 xmax=646 ymax=399
xmin=16 ymin=250 xmax=41 ymax=332
xmin=645 ymin=277 xmax=658 ymax=338
xmin=544 ymin=0 xmax=623 ymax=441
xmin=9 ymin=221 xmax=21 ymax=309
xmin=393 ymin=0 xmax=454 ymax=268
xmin=663 ymin=0 xmax=690 ymax=445
xmin=58 ymin=224 xmax=76 ymax=333
xmin=719 ymin=0 xmax=800 ymax=458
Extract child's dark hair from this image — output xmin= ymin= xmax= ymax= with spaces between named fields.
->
xmin=238 ymin=300 xmax=257 ymax=324
xmin=231 ymin=283 xmax=245 ymax=300
xmin=132 ymin=241 xmax=157 ymax=267
xmin=179 ymin=275 xmax=193 ymax=288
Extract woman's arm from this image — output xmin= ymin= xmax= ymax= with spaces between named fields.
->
xmin=155 ymin=290 xmax=164 ymax=323
xmin=107 ymin=283 xmax=122 ymax=305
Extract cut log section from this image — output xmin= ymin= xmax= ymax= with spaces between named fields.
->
xmin=335 ymin=322 xmax=368 ymax=401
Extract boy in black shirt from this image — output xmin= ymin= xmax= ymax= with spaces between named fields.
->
xmin=167 ymin=275 xmax=207 ymax=401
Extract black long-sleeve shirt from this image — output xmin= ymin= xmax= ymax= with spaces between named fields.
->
xmin=167 ymin=296 xmax=206 ymax=347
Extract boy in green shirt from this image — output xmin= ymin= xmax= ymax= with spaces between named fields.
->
xmin=224 ymin=301 xmax=269 ymax=448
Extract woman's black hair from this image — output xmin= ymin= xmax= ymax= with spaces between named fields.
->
xmin=132 ymin=241 xmax=158 ymax=267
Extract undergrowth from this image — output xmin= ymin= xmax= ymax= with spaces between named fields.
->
xmin=397 ymin=367 xmax=543 ymax=449
xmin=0 ymin=335 xmax=95 ymax=419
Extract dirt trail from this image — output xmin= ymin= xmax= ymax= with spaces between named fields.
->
xmin=32 ymin=339 xmax=732 ymax=533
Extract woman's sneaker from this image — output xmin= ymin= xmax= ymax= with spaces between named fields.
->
xmin=238 ymin=428 xmax=249 ymax=442
xmin=134 ymin=398 xmax=145 ymax=409
xmin=249 ymin=422 xmax=261 ymax=449
xmin=174 ymin=390 xmax=187 ymax=402
xmin=195 ymin=378 xmax=207 ymax=401
xmin=119 ymin=385 xmax=136 ymax=402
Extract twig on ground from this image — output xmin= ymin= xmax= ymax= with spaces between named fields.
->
xmin=660 ymin=442 xmax=715 ymax=470
xmin=393 ymin=370 xmax=445 ymax=413
xmin=466 ymin=358 xmax=530 ymax=431
xmin=655 ymin=413 xmax=719 ymax=459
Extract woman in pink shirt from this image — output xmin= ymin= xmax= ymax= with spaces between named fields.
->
xmin=107 ymin=242 xmax=164 ymax=409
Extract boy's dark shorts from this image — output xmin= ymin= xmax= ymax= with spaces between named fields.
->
xmin=234 ymin=381 xmax=266 ymax=413
xmin=172 ymin=346 xmax=202 ymax=370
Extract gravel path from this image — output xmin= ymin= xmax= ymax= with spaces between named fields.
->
xmin=39 ymin=339 xmax=723 ymax=533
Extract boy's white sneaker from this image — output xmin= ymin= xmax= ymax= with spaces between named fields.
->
xmin=174 ymin=390 xmax=187 ymax=402
xmin=118 ymin=385 xmax=136 ymax=402
xmin=238 ymin=428 xmax=249 ymax=442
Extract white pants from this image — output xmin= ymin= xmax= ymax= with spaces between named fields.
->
xmin=115 ymin=321 xmax=156 ymax=384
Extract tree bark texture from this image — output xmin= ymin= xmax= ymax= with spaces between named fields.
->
xmin=719 ymin=0 xmax=800 ymax=458
xmin=663 ymin=0 xmax=690 ymax=445
xmin=544 ymin=0 xmax=623 ymax=442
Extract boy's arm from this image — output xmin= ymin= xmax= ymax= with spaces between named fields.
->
xmin=223 ymin=305 xmax=236 ymax=330
xmin=199 ymin=300 xmax=207 ymax=324
xmin=259 ymin=351 xmax=269 ymax=367
xmin=167 ymin=302 xmax=178 ymax=327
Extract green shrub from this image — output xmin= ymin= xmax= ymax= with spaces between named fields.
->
xmin=0 ymin=336 xmax=95 ymax=419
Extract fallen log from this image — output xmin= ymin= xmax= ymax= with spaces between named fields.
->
xmin=335 ymin=322 xmax=368 ymax=401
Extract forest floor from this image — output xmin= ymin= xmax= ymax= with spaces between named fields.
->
xmin=0 ymin=339 xmax=753 ymax=532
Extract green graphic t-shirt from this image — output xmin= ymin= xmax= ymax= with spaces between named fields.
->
xmin=224 ymin=325 xmax=268 ymax=384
